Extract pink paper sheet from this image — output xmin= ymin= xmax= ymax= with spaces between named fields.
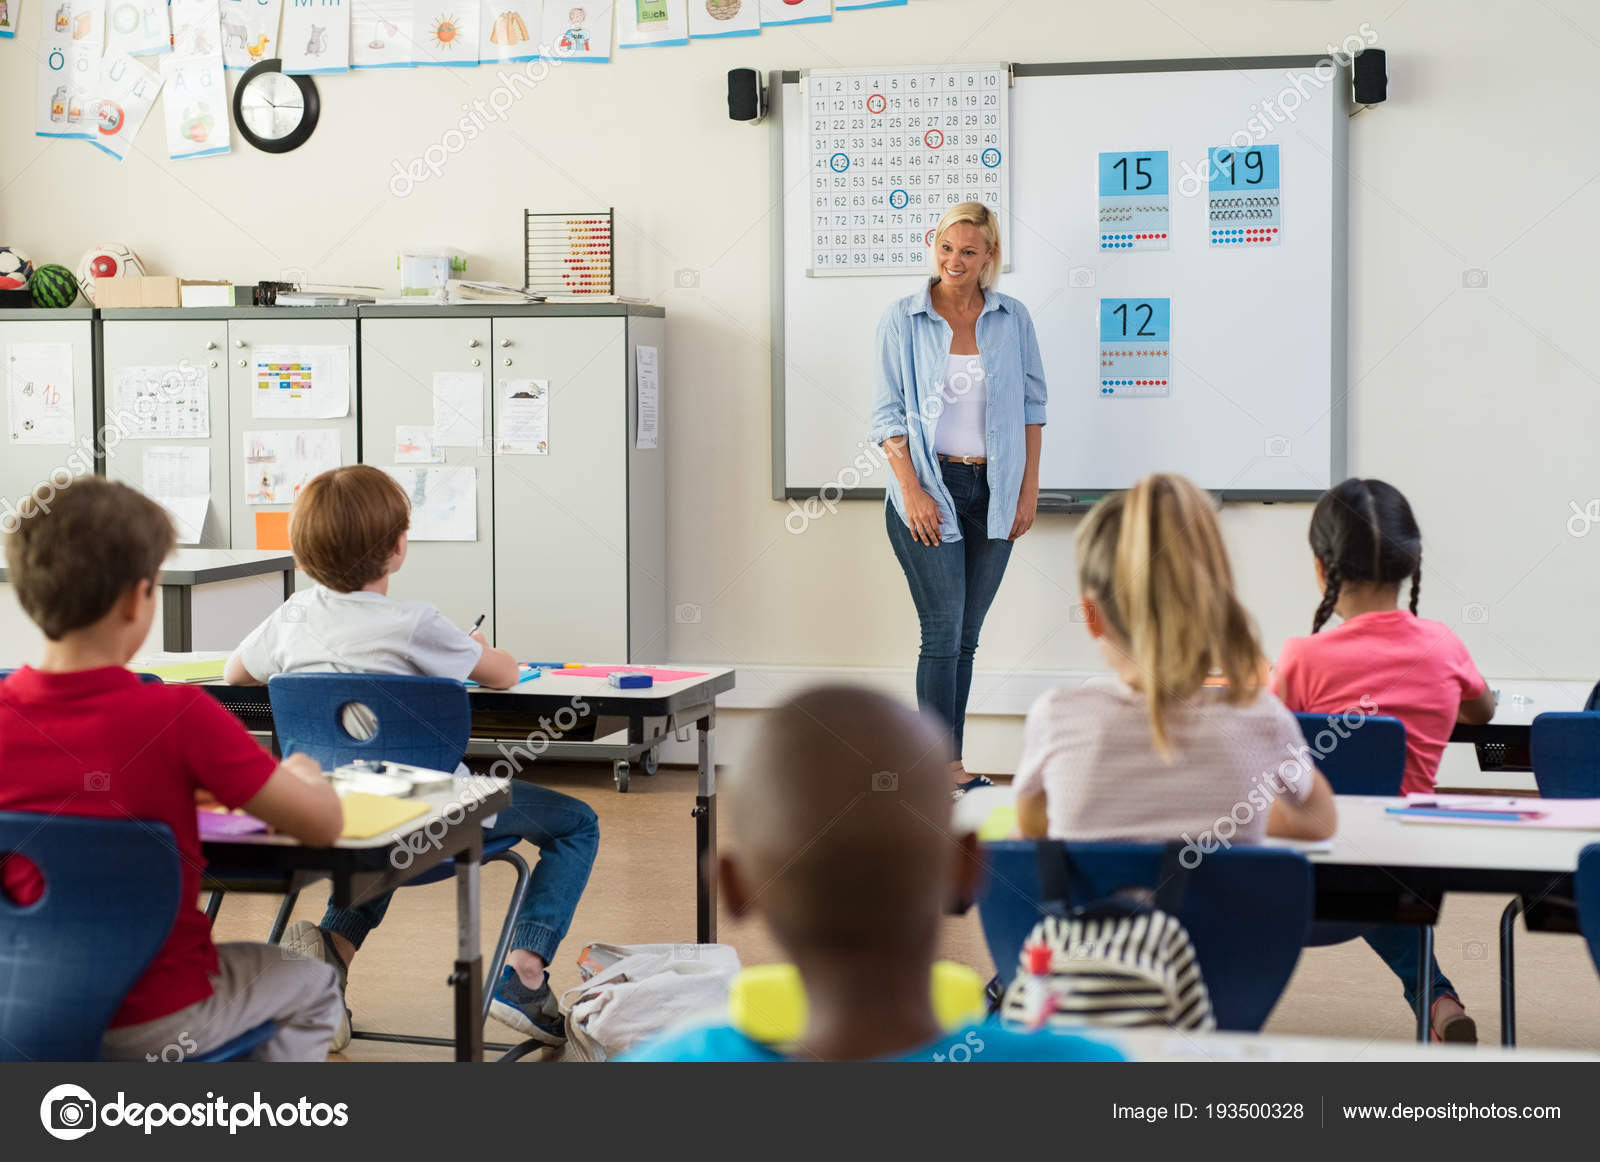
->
xmin=1401 ymin=794 xmax=1600 ymax=829
xmin=197 ymin=810 xmax=270 ymax=838
xmin=548 ymin=665 xmax=707 ymax=682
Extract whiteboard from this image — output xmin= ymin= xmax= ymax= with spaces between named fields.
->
xmin=772 ymin=57 xmax=1349 ymax=503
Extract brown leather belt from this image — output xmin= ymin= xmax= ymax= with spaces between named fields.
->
xmin=937 ymin=454 xmax=987 ymax=465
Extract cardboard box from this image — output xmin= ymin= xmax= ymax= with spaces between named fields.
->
xmin=95 ymin=276 xmax=181 ymax=308
xmin=179 ymin=280 xmax=234 ymax=307
xmin=96 ymin=277 xmax=235 ymax=308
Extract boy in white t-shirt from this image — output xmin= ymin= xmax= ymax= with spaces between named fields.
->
xmin=226 ymin=465 xmax=599 ymax=1051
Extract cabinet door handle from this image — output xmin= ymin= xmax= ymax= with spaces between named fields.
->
xmin=238 ymin=359 xmax=247 ymax=368
xmin=205 ymin=341 xmax=218 ymax=350
xmin=234 ymin=339 xmax=245 ymax=349
xmin=209 ymin=360 xmax=218 ymax=368
xmin=468 ymin=339 xmax=480 ymax=348
xmin=471 ymin=358 xmax=481 ymax=367
xmin=499 ymin=338 xmax=512 ymax=348
xmin=503 ymin=358 xmax=512 ymax=367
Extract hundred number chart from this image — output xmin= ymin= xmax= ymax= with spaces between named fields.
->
xmin=804 ymin=64 xmax=1010 ymax=276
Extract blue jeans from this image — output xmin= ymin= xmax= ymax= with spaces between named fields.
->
xmin=320 ymin=779 xmax=599 ymax=966
xmin=885 ymin=461 xmax=1015 ymax=758
xmin=1364 ymin=926 xmax=1457 ymax=1013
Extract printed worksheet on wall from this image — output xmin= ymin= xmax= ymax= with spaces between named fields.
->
xmin=112 ymin=365 xmax=210 ymax=438
xmin=243 ymin=428 xmax=342 ymax=504
xmin=143 ymin=445 xmax=210 ymax=543
xmin=36 ymin=0 xmax=105 ymax=141
xmin=6 ymin=343 xmax=75 ymax=445
xmin=250 ymin=345 xmax=351 ymax=419
xmin=382 ymin=465 xmax=476 ymax=540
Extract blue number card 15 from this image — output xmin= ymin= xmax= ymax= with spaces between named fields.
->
xmin=1099 ymin=298 xmax=1171 ymax=398
xmin=1208 ymin=144 xmax=1280 ymax=247
xmin=1098 ymin=150 xmax=1169 ymax=251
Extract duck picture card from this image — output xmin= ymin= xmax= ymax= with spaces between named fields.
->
xmin=219 ymin=0 xmax=283 ymax=68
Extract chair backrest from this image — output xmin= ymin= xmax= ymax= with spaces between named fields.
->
xmin=978 ymin=841 xmax=1313 ymax=1032
xmin=1293 ymin=712 xmax=1406 ymax=796
xmin=1572 ymin=843 xmax=1600 ymax=980
xmin=1585 ymin=682 xmax=1600 ymax=712
xmin=266 ymin=673 xmax=471 ymax=771
xmin=0 ymin=814 xmax=180 ymax=1061
xmin=1530 ymin=712 xmax=1600 ymax=799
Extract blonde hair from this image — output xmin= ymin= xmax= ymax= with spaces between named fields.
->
xmin=930 ymin=201 xmax=1001 ymax=289
xmin=1076 ymin=473 xmax=1264 ymax=758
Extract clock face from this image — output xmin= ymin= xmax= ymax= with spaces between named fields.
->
xmin=241 ymin=73 xmax=305 ymax=141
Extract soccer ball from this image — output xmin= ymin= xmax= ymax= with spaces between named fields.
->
xmin=0 ymin=245 xmax=33 ymax=291
xmin=76 ymin=242 xmax=145 ymax=304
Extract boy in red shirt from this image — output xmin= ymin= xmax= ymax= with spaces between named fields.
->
xmin=0 ymin=478 xmax=346 ymax=1060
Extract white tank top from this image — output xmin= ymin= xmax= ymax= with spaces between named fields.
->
xmin=933 ymin=352 xmax=988 ymax=458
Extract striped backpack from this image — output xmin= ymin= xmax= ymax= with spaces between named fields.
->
xmin=999 ymin=842 xmax=1215 ymax=1032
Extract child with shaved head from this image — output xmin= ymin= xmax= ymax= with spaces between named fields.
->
xmin=626 ymin=685 xmax=1124 ymax=1062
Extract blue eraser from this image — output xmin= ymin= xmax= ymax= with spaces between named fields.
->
xmin=608 ymin=672 xmax=653 ymax=689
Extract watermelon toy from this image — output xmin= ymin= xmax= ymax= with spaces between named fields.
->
xmin=0 ymin=245 xmax=32 ymax=291
xmin=30 ymin=265 xmax=79 ymax=308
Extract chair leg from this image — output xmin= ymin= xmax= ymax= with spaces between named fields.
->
xmin=1501 ymin=897 xmax=1521 ymax=1047
xmin=480 ymin=849 xmax=532 ymax=1023
xmin=1416 ymin=926 xmax=1434 ymax=1044
xmin=204 ymin=890 xmax=224 ymax=923
xmin=267 ymin=890 xmax=302 ymax=945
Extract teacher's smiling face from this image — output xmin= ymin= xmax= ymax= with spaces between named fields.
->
xmin=935 ymin=222 xmax=993 ymax=295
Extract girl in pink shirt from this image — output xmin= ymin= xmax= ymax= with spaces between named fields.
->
xmin=1274 ymin=477 xmax=1496 ymax=1043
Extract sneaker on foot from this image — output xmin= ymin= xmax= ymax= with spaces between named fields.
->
xmin=489 ymin=967 xmax=566 ymax=1046
xmin=951 ymin=774 xmax=996 ymax=801
xmin=283 ymin=921 xmax=353 ymax=1052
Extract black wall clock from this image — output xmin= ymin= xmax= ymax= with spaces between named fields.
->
xmin=233 ymin=59 xmax=320 ymax=154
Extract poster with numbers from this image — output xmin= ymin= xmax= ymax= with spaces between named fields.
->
xmin=804 ymin=63 xmax=1009 ymax=277
xmin=1099 ymin=298 xmax=1170 ymax=399
xmin=1208 ymin=143 xmax=1280 ymax=246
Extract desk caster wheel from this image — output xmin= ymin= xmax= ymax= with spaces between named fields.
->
xmin=641 ymin=747 xmax=659 ymax=776
xmin=614 ymin=760 xmax=630 ymax=793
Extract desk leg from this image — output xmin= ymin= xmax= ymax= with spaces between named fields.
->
xmin=695 ymin=709 xmax=717 ymax=944
xmin=161 ymin=585 xmax=193 ymax=652
xmin=453 ymin=843 xmax=484 ymax=1062
xmin=1416 ymin=926 xmax=1434 ymax=1044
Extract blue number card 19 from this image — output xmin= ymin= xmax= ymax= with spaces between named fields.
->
xmin=1208 ymin=144 xmax=1280 ymax=246
xmin=1099 ymin=298 xmax=1171 ymax=398
xmin=1098 ymin=151 xmax=1169 ymax=251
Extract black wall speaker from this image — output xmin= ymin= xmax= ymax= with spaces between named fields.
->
xmin=728 ymin=68 xmax=765 ymax=123
xmin=1353 ymin=48 xmax=1387 ymax=105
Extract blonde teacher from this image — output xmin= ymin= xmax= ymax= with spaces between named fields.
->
xmin=870 ymin=201 xmax=1047 ymax=796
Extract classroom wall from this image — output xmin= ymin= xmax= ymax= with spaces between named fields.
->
xmin=4 ymin=0 xmax=1599 ymax=772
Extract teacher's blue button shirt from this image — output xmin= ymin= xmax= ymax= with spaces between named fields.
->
xmin=870 ymin=281 xmax=1048 ymax=541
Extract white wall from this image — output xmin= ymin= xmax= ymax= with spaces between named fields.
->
xmin=4 ymin=0 xmax=1599 ymax=772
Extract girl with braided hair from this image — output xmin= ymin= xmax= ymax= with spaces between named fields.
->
xmin=1274 ymin=477 xmax=1497 ymax=1042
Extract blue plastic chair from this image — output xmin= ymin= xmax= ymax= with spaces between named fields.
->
xmin=258 ymin=673 xmax=531 ymax=1052
xmin=977 ymin=841 xmax=1313 ymax=1032
xmin=0 ymin=813 xmax=270 ymax=1061
xmin=1570 ymin=843 xmax=1600 ymax=981
xmin=1497 ymin=711 xmax=1600 ymax=1045
xmin=1293 ymin=713 xmax=1436 ymax=1041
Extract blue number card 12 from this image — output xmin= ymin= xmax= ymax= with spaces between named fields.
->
xmin=1208 ymin=144 xmax=1280 ymax=247
xmin=1099 ymin=298 xmax=1171 ymax=398
xmin=1098 ymin=150 xmax=1169 ymax=251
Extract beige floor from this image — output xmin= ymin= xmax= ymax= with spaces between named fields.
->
xmin=209 ymin=764 xmax=1600 ymax=1060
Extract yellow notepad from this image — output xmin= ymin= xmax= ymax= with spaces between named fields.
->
xmin=138 ymin=658 xmax=227 ymax=683
xmin=338 ymin=792 xmax=430 ymax=840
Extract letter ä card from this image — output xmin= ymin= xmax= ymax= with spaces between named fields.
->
xmin=1209 ymin=144 xmax=1280 ymax=246
xmin=1098 ymin=150 xmax=1168 ymax=251
xmin=1099 ymin=298 xmax=1170 ymax=398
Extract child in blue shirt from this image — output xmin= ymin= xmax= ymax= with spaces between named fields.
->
xmin=625 ymin=685 xmax=1123 ymax=1064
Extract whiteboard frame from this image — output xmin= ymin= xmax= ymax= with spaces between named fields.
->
xmin=770 ymin=56 xmax=1349 ymax=510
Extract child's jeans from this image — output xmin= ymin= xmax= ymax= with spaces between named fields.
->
xmin=320 ymin=779 xmax=599 ymax=965
xmin=1364 ymin=926 xmax=1459 ymax=1015
xmin=101 ymin=943 xmax=343 ymax=1061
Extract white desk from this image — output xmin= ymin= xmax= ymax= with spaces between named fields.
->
xmin=0 ymin=548 xmax=294 ymax=665
xmin=204 ymin=665 xmax=738 ymax=943
xmin=201 ymin=775 xmax=510 ymax=1062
